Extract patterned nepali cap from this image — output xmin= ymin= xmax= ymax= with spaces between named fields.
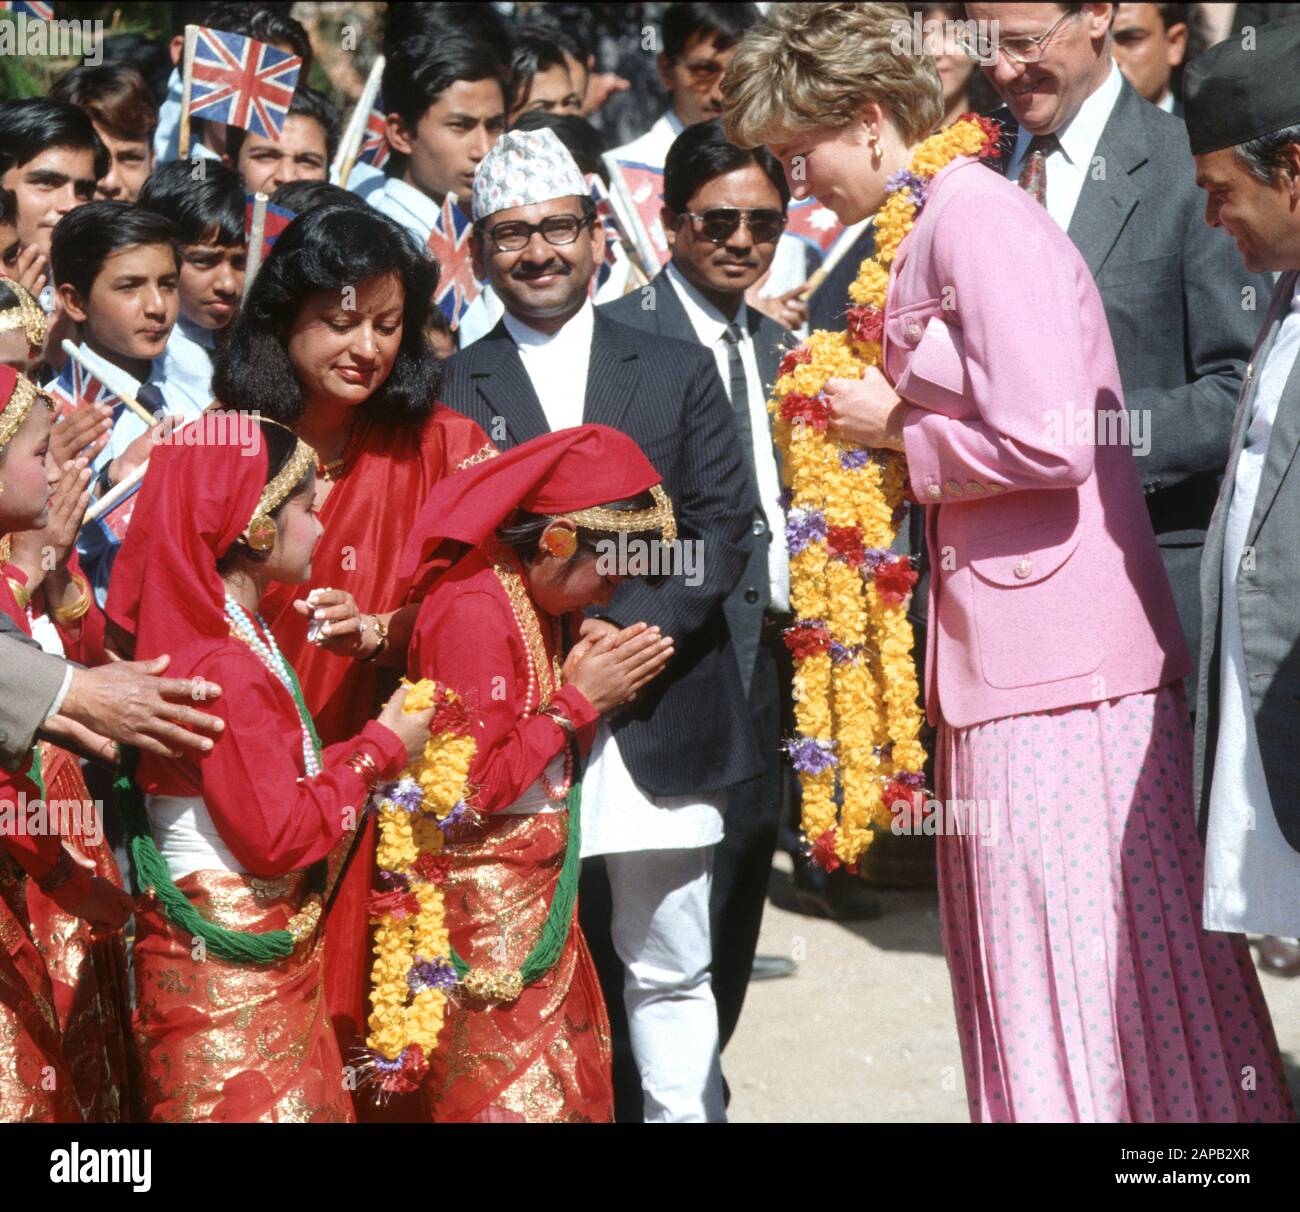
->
xmin=471 ymin=128 xmax=588 ymax=222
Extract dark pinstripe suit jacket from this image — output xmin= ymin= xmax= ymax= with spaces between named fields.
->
xmin=440 ymin=310 xmax=763 ymax=796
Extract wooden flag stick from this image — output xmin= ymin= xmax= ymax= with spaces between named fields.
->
xmin=59 ymin=341 xmax=156 ymax=426
xmin=797 ymin=217 xmax=874 ymax=302
xmin=178 ymin=25 xmax=198 ymax=162
xmin=244 ymin=192 xmax=269 ymax=298
xmin=599 ymin=154 xmax=657 ymax=281
xmin=332 ymin=54 xmax=384 ymax=189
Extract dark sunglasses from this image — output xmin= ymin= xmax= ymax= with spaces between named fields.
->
xmin=681 ymin=207 xmax=787 ymax=245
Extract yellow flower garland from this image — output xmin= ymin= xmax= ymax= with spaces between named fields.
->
xmin=364 ymin=678 xmax=477 ymax=1094
xmin=774 ymin=115 xmax=998 ymax=869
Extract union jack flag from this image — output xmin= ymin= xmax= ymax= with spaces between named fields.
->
xmin=358 ymin=93 xmax=391 ymax=170
xmin=187 ymin=26 xmax=302 ymax=141
xmin=426 ymin=195 xmax=480 ymax=330
xmin=0 ymin=2 xmax=56 ymax=20
xmin=48 ymin=358 xmax=118 ymax=423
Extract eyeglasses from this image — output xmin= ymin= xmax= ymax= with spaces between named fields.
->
xmin=681 ymin=207 xmax=787 ymax=245
xmin=482 ymin=213 xmax=591 ymax=253
xmin=958 ymin=9 xmax=1079 ymax=65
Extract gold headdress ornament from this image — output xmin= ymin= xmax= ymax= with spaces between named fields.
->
xmin=0 ymin=281 xmax=47 ymax=353
xmin=563 ymin=483 xmax=677 ymax=546
xmin=0 ymin=375 xmax=53 ymax=453
xmin=243 ymin=420 xmax=316 ymax=552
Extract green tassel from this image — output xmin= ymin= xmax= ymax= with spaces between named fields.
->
xmin=115 ymin=747 xmax=297 ymax=964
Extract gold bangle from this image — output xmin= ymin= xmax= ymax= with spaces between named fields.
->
xmin=6 ymin=577 xmax=30 ymax=612
xmin=360 ymin=613 xmax=389 ymax=662
xmin=50 ymin=572 xmax=91 ymax=625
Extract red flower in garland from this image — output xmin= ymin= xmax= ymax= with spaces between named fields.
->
xmin=783 ymin=621 xmax=832 ymax=660
xmin=810 ymin=829 xmax=842 ymax=873
xmin=413 ymin=851 xmax=453 ymax=887
xmin=958 ymin=111 xmax=1003 ymax=160
xmin=430 ymin=695 xmax=472 ymax=737
xmin=875 ymin=557 xmax=919 ymax=604
xmin=778 ymin=344 xmax=813 ymax=378
xmin=846 ymin=304 xmax=884 ymax=345
xmin=827 ymin=524 xmax=865 ymax=568
xmin=779 ymin=391 xmax=829 ymax=430
xmin=884 ymin=779 xmax=925 ymax=827
xmin=367 ymin=889 xmax=421 ymax=921
xmin=379 ymin=1044 xmax=426 ymax=1094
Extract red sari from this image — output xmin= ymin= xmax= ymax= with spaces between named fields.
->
xmin=407 ymin=546 xmax=613 ymax=1122
xmin=260 ymin=406 xmax=493 ymax=1079
xmin=105 ymin=415 xmax=410 ymax=1122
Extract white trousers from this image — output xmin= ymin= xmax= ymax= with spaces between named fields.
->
xmin=605 ymin=845 xmax=726 ymax=1123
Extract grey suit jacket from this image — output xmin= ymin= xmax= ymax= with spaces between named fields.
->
xmin=600 ymin=270 xmax=792 ymax=697
xmin=0 ymin=611 xmax=69 ymax=769
xmin=1194 ymin=270 xmax=1300 ymax=852
xmin=998 ymin=78 xmax=1272 ymax=702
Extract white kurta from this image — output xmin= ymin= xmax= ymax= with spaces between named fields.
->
xmin=1203 ymin=280 xmax=1300 ymax=936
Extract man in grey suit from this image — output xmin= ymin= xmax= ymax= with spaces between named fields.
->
xmin=970 ymin=2 xmax=1272 ymax=704
xmin=1182 ymin=23 xmax=1300 ymax=962
xmin=602 ymin=120 xmax=793 ymax=1053
xmin=0 ymin=611 xmax=226 ymax=769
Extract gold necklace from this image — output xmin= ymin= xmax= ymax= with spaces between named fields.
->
xmin=489 ymin=544 xmax=562 ymax=710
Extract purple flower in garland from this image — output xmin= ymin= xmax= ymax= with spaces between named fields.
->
xmin=777 ymin=487 xmax=793 ymax=513
xmin=885 ymin=169 xmax=928 ymax=206
xmin=839 ymin=448 xmax=872 ymax=471
xmin=437 ymin=800 xmax=476 ymax=832
xmin=860 ymin=547 xmax=892 ymax=571
xmin=830 ymin=639 xmax=858 ymax=665
xmin=785 ymin=507 xmax=828 ymax=555
xmin=895 ymin=771 xmax=927 ymax=789
xmin=379 ymin=778 xmax=424 ymax=813
xmin=375 ymin=868 xmax=410 ymax=891
xmin=786 ymin=736 xmax=838 ymax=774
xmin=408 ymin=957 xmax=460 ymax=996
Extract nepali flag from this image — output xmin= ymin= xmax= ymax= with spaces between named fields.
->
xmin=359 ymin=93 xmax=391 ymax=170
xmin=48 ymin=358 xmax=118 ymax=424
xmin=245 ymin=194 xmax=296 ymax=261
xmin=187 ymin=26 xmax=302 ymax=141
xmin=426 ymin=196 xmax=480 ymax=330
xmin=605 ymin=158 xmax=670 ymax=268
xmin=1 ymin=2 xmax=56 ymax=18
xmin=782 ymin=197 xmax=844 ymax=257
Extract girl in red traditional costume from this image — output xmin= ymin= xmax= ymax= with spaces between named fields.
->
xmin=394 ymin=424 xmax=677 ymax=1122
xmin=0 ymin=364 xmax=134 ymax=1121
xmin=104 ymin=412 xmax=436 ymax=1122
xmin=211 ymin=207 xmax=495 ymax=1076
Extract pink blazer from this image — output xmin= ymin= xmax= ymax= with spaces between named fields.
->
xmin=887 ymin=157 xmax=1189 ymax=729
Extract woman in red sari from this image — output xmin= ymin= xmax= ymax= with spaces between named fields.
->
xmin=211 ymin=207 xmax=493 ymax=1081
xmin=397 ymin=425 xmax=677 ymax=1122
xmin=105 ymin=411 xmax=436 ymax=1122
xmin=0 ymin=365 xmax=133 ymax=1121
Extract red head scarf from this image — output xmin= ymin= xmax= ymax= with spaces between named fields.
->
xmin=398 ymin=424 xmax=666 ymax=579
xmin=106 ymin=413 xmax=273 ymax=666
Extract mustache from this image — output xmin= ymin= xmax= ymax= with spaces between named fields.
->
xmin=511 ymin=261 xmax=570 ymax=281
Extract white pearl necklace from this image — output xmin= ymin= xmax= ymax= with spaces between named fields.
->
xmin=224 ymin=596 xmax=321 ymax=777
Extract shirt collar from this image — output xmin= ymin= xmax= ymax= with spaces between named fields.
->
xmin=502 ymin=297 xmax=596 ymax=351
xmin=1050 ymin=60 xmax=1123 ymax=167
xmin=176 ymin=315 xmax=216 ymax=351
xmin=664 ymin=261 xmax=746 ymax=345
xmin=382 ymin=176 xmax=443 ymax=231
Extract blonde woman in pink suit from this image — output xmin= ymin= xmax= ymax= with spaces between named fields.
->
xmin=723 ymin=3 xmax=1294 ymax=1124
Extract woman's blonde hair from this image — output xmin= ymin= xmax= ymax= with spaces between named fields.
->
xmin=722 ymin=2 xmax=945 ymax=148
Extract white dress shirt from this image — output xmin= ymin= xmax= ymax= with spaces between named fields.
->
xmin=1203 ymin=280 xmax=1300 ymax=936
xmin=499 ymin=300 xmax=725 ymax=855
xmin=371 ymin=175 xmax=442 ymax=245
xmin=1006 ymin=60 xmax=1124 ymax=231
xmin=160 ymin=315 xmax=217 ymax=406
xmin=663 ymin=261 xmax=789 ymax=611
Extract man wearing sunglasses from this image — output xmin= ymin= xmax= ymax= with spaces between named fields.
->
xmin=442 ymin=127 xmax=761 ymax=1123
xmin=967 ymin=2 xmax=1270 ymax=723
xmin=602 ymin=118 xmax=807 ymax=1059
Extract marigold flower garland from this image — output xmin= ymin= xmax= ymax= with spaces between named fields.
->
xmin=363 ymin=678 xmax=478 ymax=1095
xmin=775 ymin=114 xmax=1000 ymax=870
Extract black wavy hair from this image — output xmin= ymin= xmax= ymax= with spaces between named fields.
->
xmin=269 ymin=179 xmax=368 ymax=215
xmin=662 ymin=2 xmax=761 ymax=61
xmin=50 ymin=201 xmax=180 ymax=298
xmin=211 ymin=206 xmax=441 ymax=425
xmin=225 ymin=83 xmax=340 ymax=164
xmin=137 ymin=160 xmax=244 ymax=246
xmin=663 ymin=119 xmax=789 ymax=214
xmin=383 ymin=30 xmax=506 ymax=131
